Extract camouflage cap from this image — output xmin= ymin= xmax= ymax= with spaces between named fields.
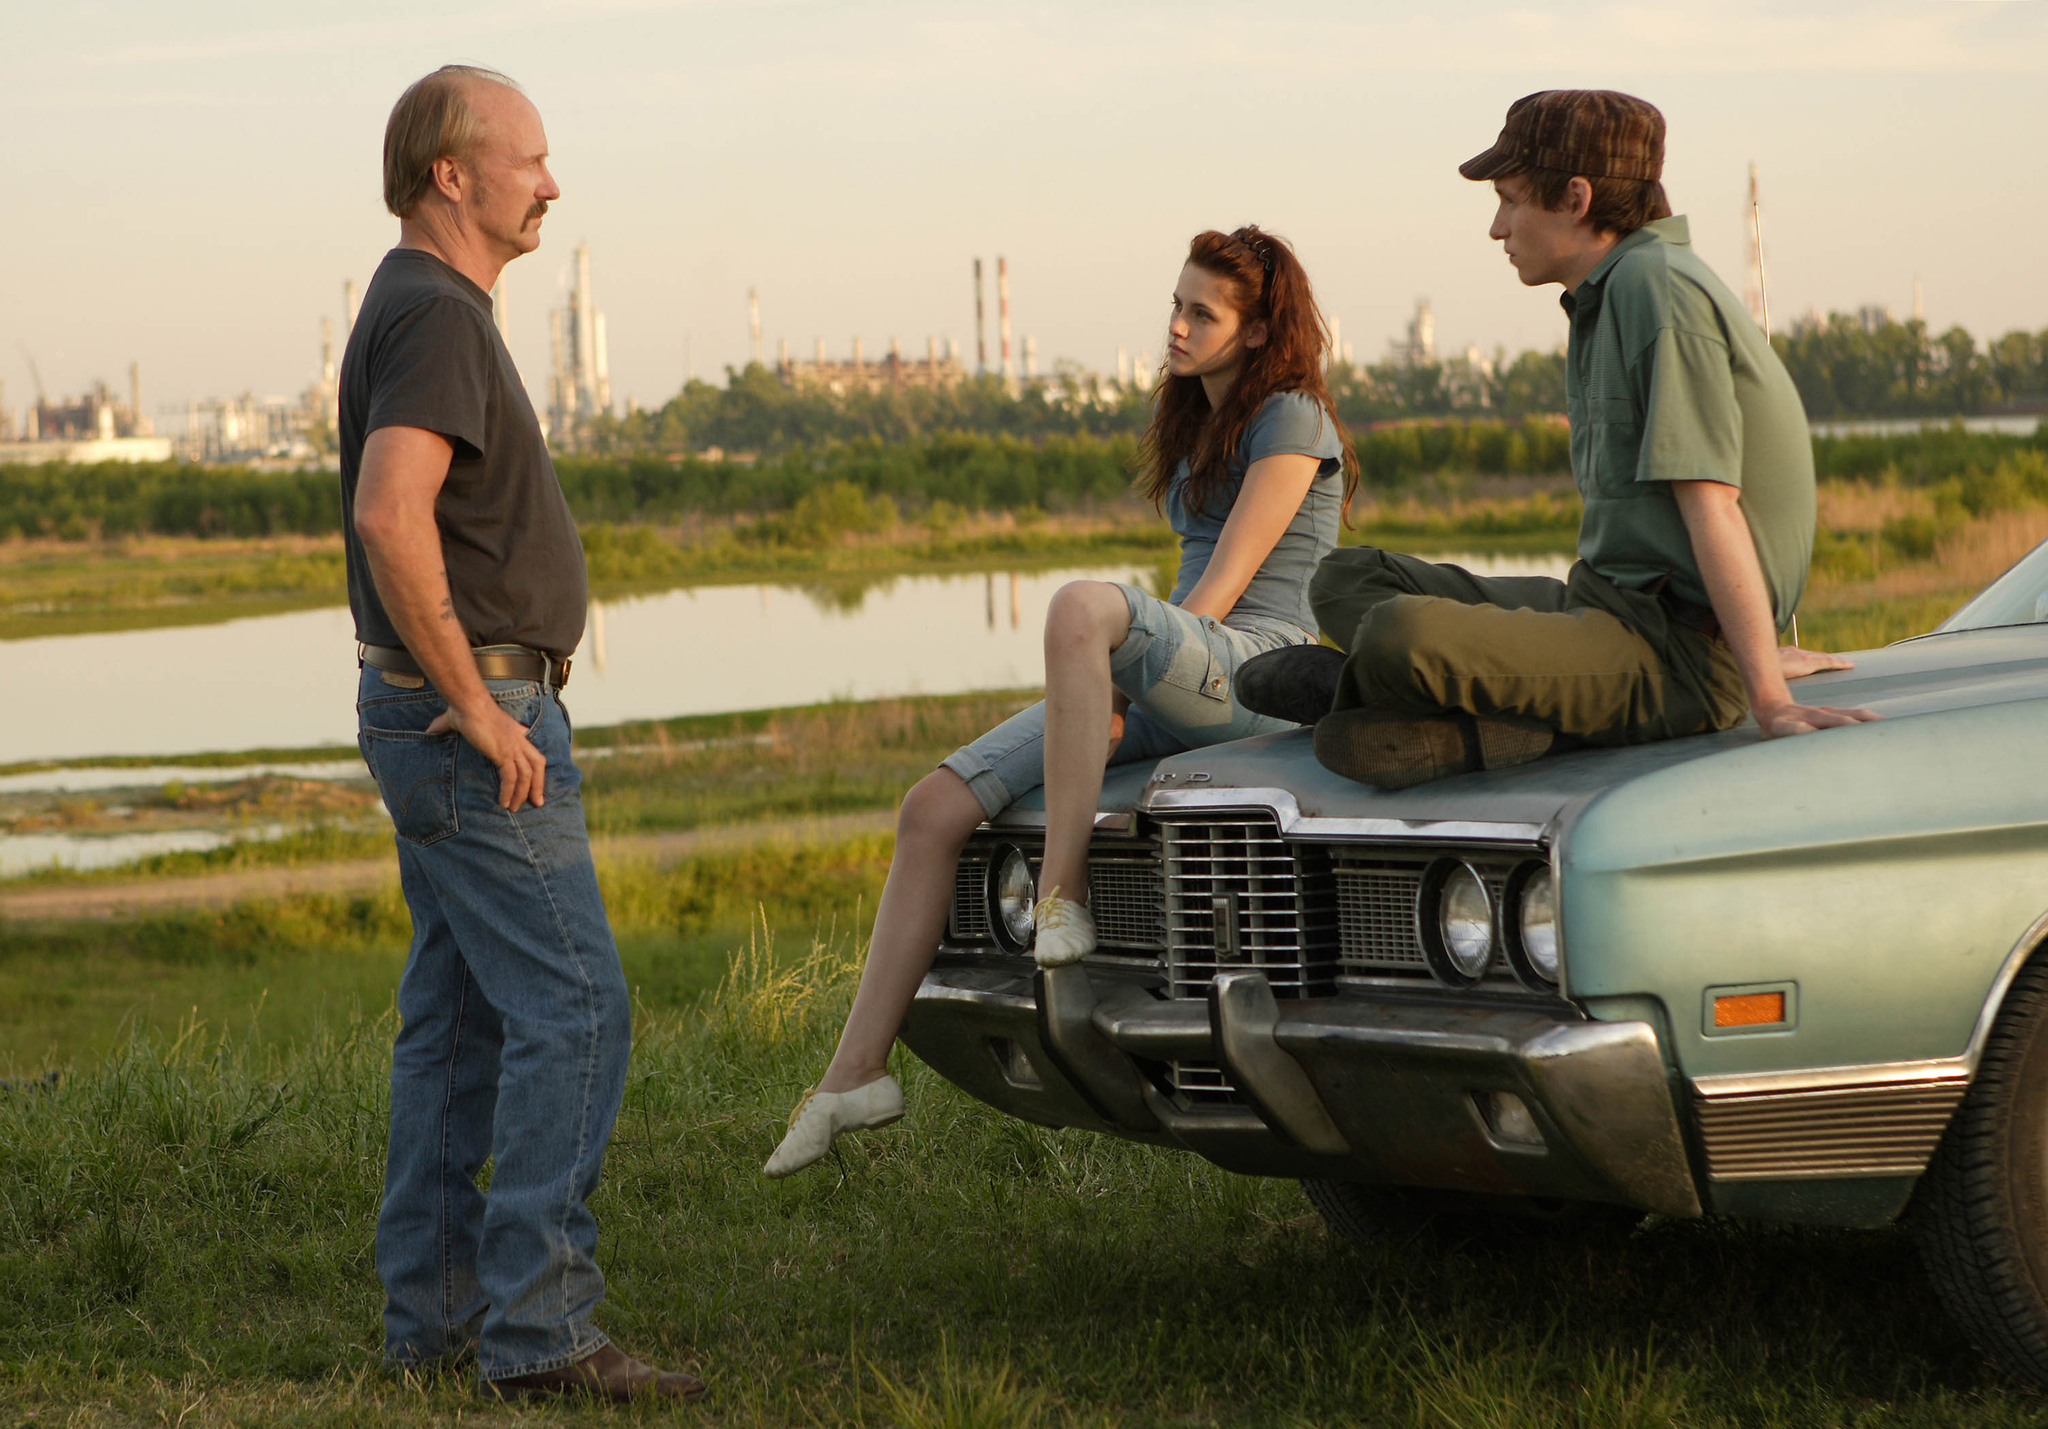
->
xmin=1459 ymin=90 xmax=1665 ymax=183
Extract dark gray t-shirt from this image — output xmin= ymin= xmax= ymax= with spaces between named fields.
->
xmin=339 ymin=247 xmax=587 ymax=658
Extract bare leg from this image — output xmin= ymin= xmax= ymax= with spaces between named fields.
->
xmin=816 ymin=768 xmax=987 ymax=1094
xmin=1038 ymin=581 xmax=1133 ymax=902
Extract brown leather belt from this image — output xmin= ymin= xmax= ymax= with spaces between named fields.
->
xmin=359 ymin=642 xmax=572 ymax=690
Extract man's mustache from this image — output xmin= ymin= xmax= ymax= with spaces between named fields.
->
xmin=527 ymin=201 xmax=549 ymax=221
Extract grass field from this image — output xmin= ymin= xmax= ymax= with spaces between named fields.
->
xmin=10 ymin=479 xmax=2048 ymax=1421
xmin=2 ymin=880 xmax=2041 ymax=1427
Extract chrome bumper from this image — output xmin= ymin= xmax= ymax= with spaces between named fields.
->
xmin=901 ymin=957 xmax=1703 ymax=1218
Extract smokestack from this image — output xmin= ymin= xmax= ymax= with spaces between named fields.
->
xmin=853 ymin=336 xmax=864 ymax=367
xmin=1913 ymin=276 xmax=1925 ymax=324
xmin=748 ymin=288 xmax=762 ymax=365
xmin=815 ymin=336 xmax=826 ymax=363
xmin=548 ymin=307 xmax=568 ymax=435
xmin=973 ymin=259 xmax=987 ymax=374
xmin=490 ymin=278 xmax=510 ymax=345
xmin=1116 ymin=345 xmax=1129 ymax=386
xmin=927 ymin=335 xmax=938 ymax=365
xmin=997 ymin=256 xmax=1013 ymax=385
xmin=572 ymin=242 xmax=597 ymax=418
xmin=1023 ymin=335 xmax=1037 ymax=381
xmin=343 ymin=280 xmax=360 ymax=341
xmin=1328 ymin=317 xmax=1341 ymax=372
xmin=129 ymin=361 xmax=142 ymax=435
xmin=778 ymin=337 xmax=789 ymax=368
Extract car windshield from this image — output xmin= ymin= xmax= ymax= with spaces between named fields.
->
xmin=1936 ymin=537 xmax=2048 ymax=634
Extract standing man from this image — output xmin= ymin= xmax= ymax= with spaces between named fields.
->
xmin=1239 ymin=89 xmax=1876 ymax=785
xmin=342 ymin=65 xmax=702 ymax=1403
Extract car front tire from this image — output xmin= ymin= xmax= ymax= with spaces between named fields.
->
xmin=1916 ymin=956 xmax=2048 ymax=1388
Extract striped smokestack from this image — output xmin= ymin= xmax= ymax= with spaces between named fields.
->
xmin=997 ymin=256 xmax=1013 ymax=385
xmin=973 ymin=259 xmax=987 ymax=374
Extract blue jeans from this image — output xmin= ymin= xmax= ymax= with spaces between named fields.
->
xmin=941 ymin=582 xmax=1314 ymax=817
xmin=356 ymin=667 xmax=630 ymax=1382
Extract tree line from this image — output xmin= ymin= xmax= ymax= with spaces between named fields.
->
xmin=7 ymin=421 xmax=2043 ymax=543
xmin=575 ymin=315 xmax=2043 ymax=459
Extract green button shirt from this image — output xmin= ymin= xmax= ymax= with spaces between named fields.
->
xmin=1563 ymin=215 xmax=1814 ymax=631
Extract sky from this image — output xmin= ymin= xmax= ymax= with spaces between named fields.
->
xmin=4 ymin=0 xmax=2047 ymax=420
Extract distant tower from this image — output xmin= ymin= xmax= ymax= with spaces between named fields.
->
xmin=815 ymin=336 xmax=826 ymax=363
xmin=1329 ymin=317 xmax=1342 ymax=371
xmin=1022 ymin=335 xmax=1037 ymax=381
xmin=319 ymin=322 xmax=336 ymax=428
xmin=569 ymin=241 xmax=601 ymax=419
xmin=490 ymin=277 xmax=510 ymax=346
xmin=997 ymin=256 xmax=1014 ymax=387
xmin=1134 ymin=349 xmax=1153 ymax=392
xmin=1116 ymin=345 xmax=1130 ymax=386
xmin=129 ymin=358 xmax=150 ymax=431
xmin=778 ymin=337 xmax=790 ymax=368
xmin=1913 ymin=276 xmax=1925 ymax=324
xmin=973 ymin=259 xmax=987 ymax=375
xmin=548 ymin=308 xmax=569 ymax=437
xmin=748 ymin=288 xmax=763 ymax=365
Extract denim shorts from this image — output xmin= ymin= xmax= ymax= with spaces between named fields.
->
xmin=941 ymin=582 xmax=1316 ymax=818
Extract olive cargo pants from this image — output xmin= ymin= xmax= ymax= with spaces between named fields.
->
xmin=1309 ymin=547 xmax=1747 ymax=746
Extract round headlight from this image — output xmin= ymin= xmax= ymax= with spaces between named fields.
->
xmin=1438 ymin=865 xmax=1495 ymax=980
xmin=1516 ymin=867 xmax=1560 ymax=985
xmin=988 ymin=845 xmax=1036 ymax=953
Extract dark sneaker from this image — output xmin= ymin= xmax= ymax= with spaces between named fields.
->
xmin=1312 ymin=709 xmax=1555 ymax=789
xmin=1236 ymin=644 xmax=1347 ymax=725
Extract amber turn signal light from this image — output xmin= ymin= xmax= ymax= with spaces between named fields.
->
xmin=1713 ymin=991 xmax=1787 ymax=1028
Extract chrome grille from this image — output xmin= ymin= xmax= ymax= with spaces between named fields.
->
xmin=1088 ymin=859 xmax=1165 ymax=949
xmin=1166 ymin=1059 xmax=1240 ymax=1106
xmin=1334 ymin=852 xmax=1515 ymax=978
xmin=1162 ymin=816 xmax=1337 ymax=998
xmin=1334 ymin=860 xmax=1427 ymax=969
xmin=950 ymin=857 xmax=990 ymax=942
xmin=1695 ymin=1077 xmax=1968 ymax=1181
xmin=948 ymin=843 xmax=1165 ymax=952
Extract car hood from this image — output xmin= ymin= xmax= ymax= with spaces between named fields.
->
xmin=993 ymin=622 xmax=2048 ymax=833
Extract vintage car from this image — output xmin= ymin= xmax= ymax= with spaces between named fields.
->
xmin=901 ymin=541 xmax=2048 ymax=1387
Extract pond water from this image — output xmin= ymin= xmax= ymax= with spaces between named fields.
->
xmin=0 ymin=825 xmax=291 ymax=878
xmin=1809 ymin=414 xmax=2044 ymax=438
xmin=9 ymin=552 xmax=1573 ymax=765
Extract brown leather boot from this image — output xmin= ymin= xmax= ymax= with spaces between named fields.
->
xmin=485 ymin=1343 xmax=706 ymax=1403
xmin=1313 ymin=709 xmax=1555 ymax=789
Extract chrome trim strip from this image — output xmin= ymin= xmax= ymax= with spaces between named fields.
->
xmin=1141 ymin=785 xmax=1549 ymax=844
xmin=991 ymin=809 xmax=1136 ymax=833
xmin=1692 ymin=1057 xmax=1972 ymax=1100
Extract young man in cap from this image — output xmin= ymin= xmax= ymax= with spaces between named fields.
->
xmin=1238 ymin=89 xmax=1875 ymax=786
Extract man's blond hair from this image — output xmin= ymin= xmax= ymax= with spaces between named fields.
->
xmin=383 ymin=65 xmax=522 ymax=219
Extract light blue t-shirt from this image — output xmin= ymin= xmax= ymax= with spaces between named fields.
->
xmin=1165 ymin=390 xmax=1345 ymax=634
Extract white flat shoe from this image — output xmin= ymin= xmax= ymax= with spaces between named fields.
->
xmin=763 ymin=1074 xmax=905 ymax=1178
xmin=1032 ymin=888 xmax=1096 ymax=967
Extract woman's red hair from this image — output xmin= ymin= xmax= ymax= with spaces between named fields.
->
xmin=1136 ymin=226 xmax=1355 ymax=517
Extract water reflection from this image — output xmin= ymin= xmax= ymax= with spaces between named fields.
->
xmin=7 ymin=552 xmax=1572 ymax=763
xmin=0 ymin=825 xmax=289 ymax=878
